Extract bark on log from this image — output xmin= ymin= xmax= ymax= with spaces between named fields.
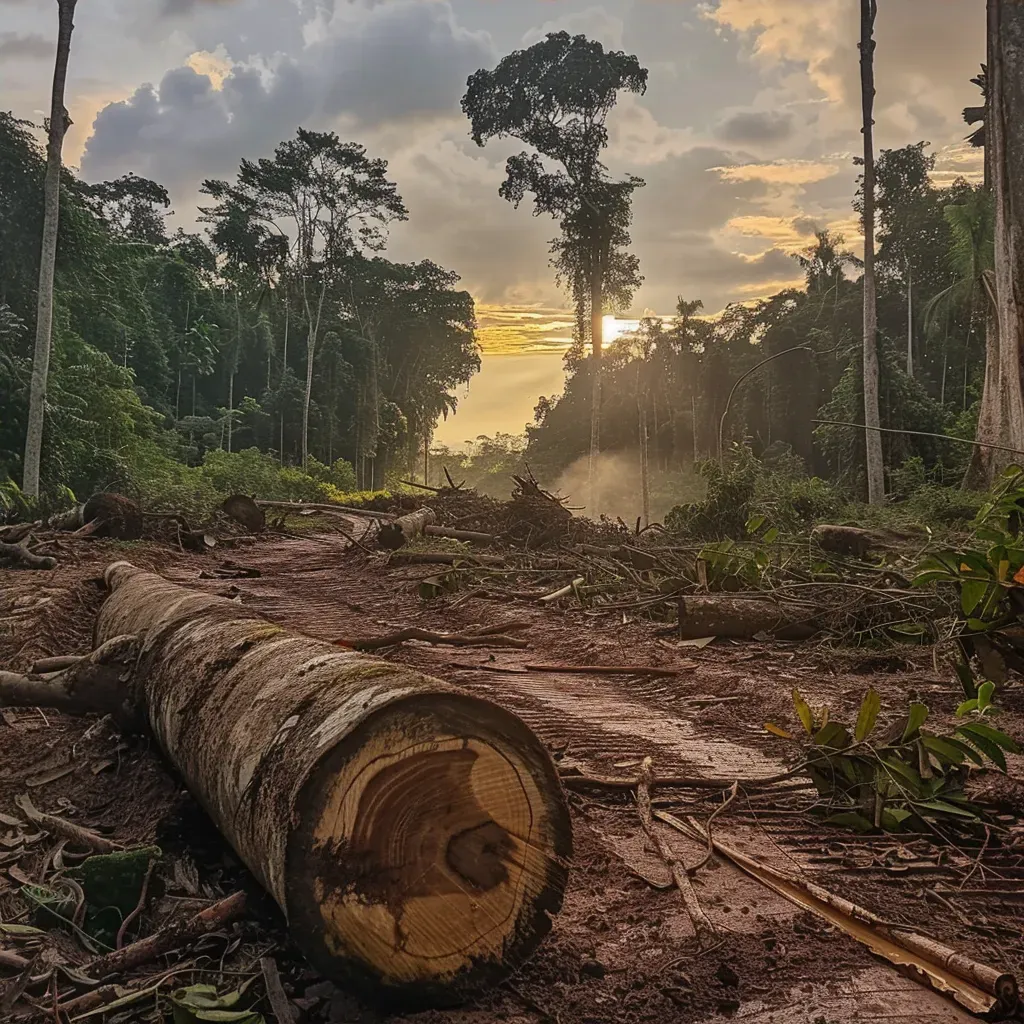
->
xmin=377 ymin=507 xmax=437 ymax=550
xmin=92 ymin=563 xmax=571 ymax=1005
xmin=0 ymin=541 xmax=56 ymax=570
xmin=679 ymin=596 xmax=820 ymax=641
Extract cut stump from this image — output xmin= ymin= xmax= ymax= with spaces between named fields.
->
xmin=94 ymin=563 xmax=571 ymax=1005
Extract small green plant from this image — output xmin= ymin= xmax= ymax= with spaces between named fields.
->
xmin=767 ymin=687 xmax=1020 ymax=833
xmin=956 ymin=679 xmax=998 ymax=719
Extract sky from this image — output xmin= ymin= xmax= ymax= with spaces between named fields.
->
xmin=0 ymin=0 xmax=986 ymax=445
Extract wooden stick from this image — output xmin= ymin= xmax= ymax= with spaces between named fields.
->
xmin=524 ymin=663 xmax=680 ymax=678
xmin=636 ymin=758 xmax=717 ymax=946
xmin=0 ymin=949 xmax=30 ymax=972
xmin=335 ymin=628 xmax=529 ymax=652
xmin=423 ymin=525 xmax=495 ymax=544
xmin=87 ymin=891 xmax=247 ymax=980
xmin=539 ymin=578 xmax=584 ymax=603
xmin=391 ymin=552 xmax=506 ymax=566
xmin=31 ymin=654 xmax=85 ymax=673
xmin=261 ymin=957 xmax=297 ymax=1023
xmin=15 ymin=793 xmax=121 ymax=855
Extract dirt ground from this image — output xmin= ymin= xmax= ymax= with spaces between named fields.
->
xmin=2 ymin=524 xmax=1023 ymax=1024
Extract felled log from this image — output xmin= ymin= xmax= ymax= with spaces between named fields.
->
xmin=255 ymin=500 xmax=395 ymax=521
xmin=391 ymin=552 xmax=507 ymax=567
xmin=0 ymin=540 xmax=57 ymax=570
xmin=377 ymin=507 xmax=436 ymax=550
xmin=61 ymin=563 xmax=568 ymax=1004
xmin=678 ymin=596 xmax=820 ymax=641
xmin=221 ymin=494 xmax=266 ymax=532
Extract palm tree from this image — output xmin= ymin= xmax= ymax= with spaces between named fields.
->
xmin=22 ymin=0 xmax=78 ymax=498
xmin=923 ymin=191 xmax=995 ymax=411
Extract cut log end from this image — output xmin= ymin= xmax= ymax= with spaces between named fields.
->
xmin=288 ymin=694 xmax=571 ymax=1004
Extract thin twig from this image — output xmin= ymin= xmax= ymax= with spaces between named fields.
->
xmin=689 ymin=781 xmax=739 ymax=876
xmin=115 ymin=859 xmax=157 ymax=949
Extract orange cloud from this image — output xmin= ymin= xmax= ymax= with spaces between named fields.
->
xmin=712 ymin=160 xmax=841 ymax=185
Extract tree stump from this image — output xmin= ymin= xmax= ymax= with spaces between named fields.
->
xmin=94 ymin=563 xmax=571 ymax=1004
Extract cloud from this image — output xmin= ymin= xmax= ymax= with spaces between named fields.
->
xmin=81 ymin=0 xmax=494 ymax=190
xmin=712 ymin=159 xmax=841 ymax=186
xmin=716 ymin=109 xmax=795 ymax=145
xmin=0 ymin=32 xmax=51 ymax=61
xmin=160 ymin=0 xmax=238 ymax=14
xmin=522 ymin=7 xmax=624 ymax=50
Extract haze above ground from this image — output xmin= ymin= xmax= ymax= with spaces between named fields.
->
xmin=2 ymin=0 xmax=984 ymax=445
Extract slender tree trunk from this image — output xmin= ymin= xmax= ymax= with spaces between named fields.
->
xmin=639 ymin=403 xmax=651 ymax=529
xmin=972 ymin=0 xmax=1024 ymax=485
xmin=301 ymin=278 xmax=327 ymax=471
xmin=906 ymin=263 xmax=914 ymax=377
xmin=22 ymin=0 xmax=77 ymax=498
xmin=588 ymin=241 xmax=604 ymax=513
xmin=860 ymin=0 xmax=885 ymax=504
xmin=280 ymin=293 xmax=289 ymax=464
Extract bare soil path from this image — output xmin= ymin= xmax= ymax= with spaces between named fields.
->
xmin=1 ymin=530 xmax=1022 ymax=1023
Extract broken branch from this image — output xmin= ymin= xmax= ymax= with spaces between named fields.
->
xmin=636 ymin=758 xmax=717 ymax=946
xmin=335 ymin=627 xmax=529 ymax=651
xmin=14 ymin=793 xmax=121 ymax=855
xmin=0 ymin=541 xmax=56 ymax=570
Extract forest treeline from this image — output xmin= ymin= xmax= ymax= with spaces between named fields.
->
xmin=432 ymin=141 xmax=990 ymax=509
xmin=0 ymin=114 xmax=479 ymax=509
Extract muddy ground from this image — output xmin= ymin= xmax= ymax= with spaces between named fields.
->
xmin=1 ymin=523 xmax=1023 ymax=1024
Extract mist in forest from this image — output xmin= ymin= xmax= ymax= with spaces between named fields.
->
xmin=555 ymin=451 xmax=703 ymax=525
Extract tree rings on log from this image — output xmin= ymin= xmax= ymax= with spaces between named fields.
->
xmin=94 ymin=563 xmax=571 ymax=1005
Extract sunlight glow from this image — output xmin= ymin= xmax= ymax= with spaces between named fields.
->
xmin=603 ymin=315 xmax=629 ymax=345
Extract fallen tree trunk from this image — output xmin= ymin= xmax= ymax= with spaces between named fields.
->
xmin=0 ymin=541 xmax=56 ymax=570
xmin=255 ymin=500 xmax=395 ymax=521
xmin=424 ymin=525 xmax=495 ymax=545
xmin=377 ymin=507 xmax=436 ymax=550
xmin=24 ymin=563 xmax=570 ymax=1005
xmin=678 ymin=596 xmax=820 ymax=641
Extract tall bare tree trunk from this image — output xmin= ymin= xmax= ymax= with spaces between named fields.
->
xmin=973 ymin=0 xmax=1024 ymax=485
xmin=22 ymin=0 xmax=77 ymax=499
xmin=588 ymin=242 xmax=604 ymax=514
xmin=860 ymin=0 xmax=885 ymax=505
xmin=301 ymin=279 xmax=327 ymax=471
xmin=906 ymin=263 xmax=914 ymax=377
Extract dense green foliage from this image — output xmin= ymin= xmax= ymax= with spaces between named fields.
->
xmin=525 ymin=142 xmax=990 ymax=505
xmin=0 ymin=113 xmax=479 ymax=510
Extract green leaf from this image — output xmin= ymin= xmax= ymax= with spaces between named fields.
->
xmin=977 ymin=680 xmax=995 ymax=712
xmin=960 ymin=578 xmax=989 ymax=617
xmin=825 ymin=812 xmax=875 ymax=833
xmin=745 ymin=514 xmax=765 ymax=534
xmin=880 ymin=807 xmax=913 ymax=831
xmin=956 ymin=698 xmax=980 ymax=717
xmin=763 ymin=526 xmax=780 ymax=545
xmin=902 ymin=702 xmax=929 ymax=742
xmin=765 ymin=722 xmax=795 ymax=740
xmin=923 ymin=733 xmax=985 ymax=767
xmin=171 ymin=985 xmax=264 ymax=1024
xmin=792 ymin=689 xmax=814 ymax=735
xmin=921 ymin=735 xmax=967 ymax=766
xmin=814 ymin=722 xmax=850 ymax=750
xmin=958 ymin=720 xmax=1021 ymax=753
xmin=878 ymin=756 xmax=924 ymax=797
xmin=912 ymin=799 xmax=981 ymax=821
xmin=955 ymin=725 xmax=1008 ymax=771
xmin=975 ymin=527 xmax=1008 ymax=545
xmin=953 ymin=658 xmax=977 ymax=699
xmin=854 ymin=687 xmax=881 ymax=742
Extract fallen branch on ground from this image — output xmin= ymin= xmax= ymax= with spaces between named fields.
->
xmin=87 ymin=891 xmax=247 ymax=980
xmin=525 ymin=663 xmax=681 ymax=678
xmin=261 ymin=957 xmax=297 ymax=1024
xmin=654 ymin=810 xmax=1019 ymax=1017
xmin=636 ymin=758 xmax=717 ymax=946
xmin=539 ymin=578 xmax=585 ymax=604
xmin=0 ymin=541 xmax=56 ymax=570
xmin=14 ymin=793 xmax=121 ymax=855
xmin=678 ymin=595 xmax=821 ymax=641
xmin=558 ymin=766 xmax=810 ymax=793
xmin=254 ymin=500 xmax=395 ymax=521
xmin=391 ymin=551 xmax=507 ymax=566
xmin=335 ymin=625 xmax=530 ymax=651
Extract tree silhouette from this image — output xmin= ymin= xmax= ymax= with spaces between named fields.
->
xmin=462 ymin=31 xmax=647 ymax=509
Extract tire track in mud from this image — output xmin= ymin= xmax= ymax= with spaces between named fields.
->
xmin=165 ymin=534 xmax=789 ymax=782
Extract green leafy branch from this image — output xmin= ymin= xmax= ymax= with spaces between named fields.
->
xmin=767 ymin=686 xmax=1020 ymax=833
